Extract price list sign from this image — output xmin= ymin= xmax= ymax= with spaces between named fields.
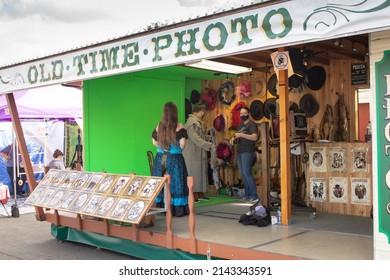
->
xmin=351 ymin=63 xmax=367 ymax=85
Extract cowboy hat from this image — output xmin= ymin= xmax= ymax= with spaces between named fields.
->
xmin=255 ymin=77 xmax=266 ymax=96
xmin=249 ymin=99 xmax=264 ymax=121
xmin=263 ymin=98 xmax=278 ymax=119
xmin=266 ymin=73 xmax=278 ymax=97
xmin=306 ymin=65 xmax=326 ymax=91
xmin=190 ymin=89 xmax=200 ymax=104
xmin=218 ymin=81 xmax=236 ymax=105
xmin=299 ymin=93 xmax=319 ymax=117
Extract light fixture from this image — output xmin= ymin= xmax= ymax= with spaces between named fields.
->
xmin=339 ymin=39 xmax=344 ymax=48
xmin=352 ymin=41 xmax=357 ymax=52
xmin=185 ymin=59 xmax=252 ymax=74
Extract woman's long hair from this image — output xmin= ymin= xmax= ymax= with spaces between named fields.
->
xmin=157 ymin=102 xmax=178 ymax=150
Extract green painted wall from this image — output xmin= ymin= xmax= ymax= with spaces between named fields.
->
xmin=83 ymin=66 xmax=215 ymax=176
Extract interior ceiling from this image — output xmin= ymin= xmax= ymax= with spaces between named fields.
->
xmin=206 ymin=34 xmax=369 ymax=74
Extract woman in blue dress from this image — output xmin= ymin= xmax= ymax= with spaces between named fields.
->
xmin=152 ymin=102 xmax=189 ymax=217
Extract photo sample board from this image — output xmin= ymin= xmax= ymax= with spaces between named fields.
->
xmin=25 ymin=170 xmax=166 ymax=224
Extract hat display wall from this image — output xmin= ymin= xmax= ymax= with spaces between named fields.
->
xmin=263 ymin=97 xmax=278 ymax=119
xmin=190 ymin=89 xmax=200 ymax=104
xmin=266 ymin=73 xmax=278 ymax=97
xmin=299 ymin=93 xmax=319 ymax=117
xmin=306 ymin=65 xmax=326 ymax=91
xmin=218 ymin=81 xmax=236 ymax=105
xmin=249 ymin=99 xmax=264 ymax=121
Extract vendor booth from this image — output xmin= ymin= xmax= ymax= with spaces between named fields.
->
xmin=0 ymin=0 xmax=389 ymax=260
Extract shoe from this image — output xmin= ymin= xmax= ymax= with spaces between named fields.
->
xmin=198 ymin=196 xmax=210 ymax=201
xmin=194 ymin=199 xmax=200 ymax=203
xmin=241 ymin=197 xmax=250 ymax=202
xmin=249 ymin=198 xmax=259 ymax=203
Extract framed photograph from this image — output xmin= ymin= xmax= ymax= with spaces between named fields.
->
xmin=125 ymin=176 xmax=147 ymax=196
xmin=36 ymin=188 xmax=57 ymax=207
xmin=309 ymin=177 xmax=326 ymax=202
xmin=96 ymin=174 xmax=117 ymax=193
xmin=61 ymin=171 xmax=81 ymax=189
xmin=94 ymin=196 xmax=117 ymax=217
xmin=39 ymin=169 xmax=60 ymax=186
xmin=139 ymin=177 xmax=163 ymax=198
xmin=124 ymin=200 xmax=147 ymax=223
xmin=46 ymin=189 xmax=67 ymax=208
xmin=71 ymin=172 xmax=92 ymax=190
xmin=110 ymin=176 xmax=132 ymax=195
xmin=51 ymin=170 xmax=68 ymax=187
xmin=328 ymin=147 xmax=346 ymax=173
xmin=108 ymin=198 xmax=133 ymax=220
xmin=351 ymin=177 xmax=371 ymax=205
xmin=24 ymin=186 xmax=46 ymax=205
xmin=68 ymin=192 xmax=90 ymax=212
xmin=351 ymin=146 xmax=368 ymax=173
xmin=329 ymin=177 xmax=348 ymax=203
xmin=80 ymin=194 xmax=105 ymax=214
xmin=84 ymin=173 xmax=105 ymax=192
xmin=58 ymin=191 xmax=79 ymax=210
xmin=308 ymin=147 xmax=327 ymax=172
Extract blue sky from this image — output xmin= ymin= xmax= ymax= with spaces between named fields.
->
xmin=0 ymin=0 xmax=254 ymax=66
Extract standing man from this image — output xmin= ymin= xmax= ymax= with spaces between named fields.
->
xmin=231 ymin=106 xmax=259 ymax=203
xmin=183 ymin=103 xmax=215 ymax=202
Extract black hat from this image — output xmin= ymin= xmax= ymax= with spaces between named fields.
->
xmin=190 ymin=89 xmax=200 ymax=104
xmin=266 ymin=73 xmax=278 ymax=97
xmin=249 ymin=100 xmax=264 ymax=121
xmin=306 ymin=66 xmax=326 ymax=90
xmin=185 ymin=98 xmax=192 ymax=120
xmin=299 ymin=93 xmax=319 ymax=117
xmin=218 ymin=81 xmax=236 ymax=105
xmin=289 ymin=74 xmax=305 ymax=89
xmin=289 ymin=101 xmax=299 ymax=113
xmin=263 ymin=98 xmax=278 ymax=119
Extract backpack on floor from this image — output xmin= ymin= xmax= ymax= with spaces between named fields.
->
xmin=238 ymin=202 xmax=271 ymax=227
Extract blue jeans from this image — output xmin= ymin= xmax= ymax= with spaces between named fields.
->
xmin=237 ymin=152 xmax=258 ymax=200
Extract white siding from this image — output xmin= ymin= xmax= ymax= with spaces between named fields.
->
xmin=370 ymin=30 xmax=390 ymax=260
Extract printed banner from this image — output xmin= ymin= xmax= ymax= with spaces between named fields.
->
xmin=1 ymin=1 xmax=390 ymax=93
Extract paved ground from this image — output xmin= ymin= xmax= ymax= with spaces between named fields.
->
xmin=0 ymin=212 xmax=138 ymax=260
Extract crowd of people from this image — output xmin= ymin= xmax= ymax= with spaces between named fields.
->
xmin=151 ymin=101 xmax=259 ymax=217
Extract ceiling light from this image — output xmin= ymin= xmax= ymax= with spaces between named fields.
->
xmin=185 ymin=59 xmax=252 ymax=74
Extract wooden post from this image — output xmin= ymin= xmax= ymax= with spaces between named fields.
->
xmin=165 ymin=174 xmax=173 ymax=249
xmin=260 ymin=122 xmax=270 ymax=208
xmin=187 ymin=176 xmax=197 ymax=254
xmin=277 ymin=48 xmax=292 ymax=225
xmin=6 ymin=93 xmax=46 ymax=221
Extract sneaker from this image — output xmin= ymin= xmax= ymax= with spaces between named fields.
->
xmin=199 ymin=196 xmax=210 ymax=201
xmin=249 ymin=198 xmax=259 ymax=203
xmin=241 ymin=197 xmax=250 ymax=202
xmin=194 ymin=199 xmax=200 ymax=203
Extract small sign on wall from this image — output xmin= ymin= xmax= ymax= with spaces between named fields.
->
xmin=351 ymin=63 xmax=367 ymax=85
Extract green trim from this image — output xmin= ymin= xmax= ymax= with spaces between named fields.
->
xmin=51 ymin=224 xmax=223 ymax=260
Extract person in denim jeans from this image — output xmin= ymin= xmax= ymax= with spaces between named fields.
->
xmin=231 ymin=106 xmax=259 ymax=203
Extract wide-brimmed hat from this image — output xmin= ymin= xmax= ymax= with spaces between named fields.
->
xmin=299 ymin=93 xmax=319 ymax=117
xmin=263 ymin=98 xmax=278 ymax=119
xmin=249 ymin=99 xmax=264 ymax=121
xmin=218 ymin=81 xmax=236 ymax=105
xmin=213 ymin=114 xmax=226 ymax=132
xmin=255 ymin=77 xmax=266 ymax=96
xmin=289 ymin=74 xmax=305 ymax=90
xmin=190 ymin=89 xmax=200 ymax=104
xmin=306 ymin=65 xmax=326 ymax=90
xmin=289 ymin=101 xmax=299 ymax=113
xmin=266 ymin=73 xmax=278 ymax=97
